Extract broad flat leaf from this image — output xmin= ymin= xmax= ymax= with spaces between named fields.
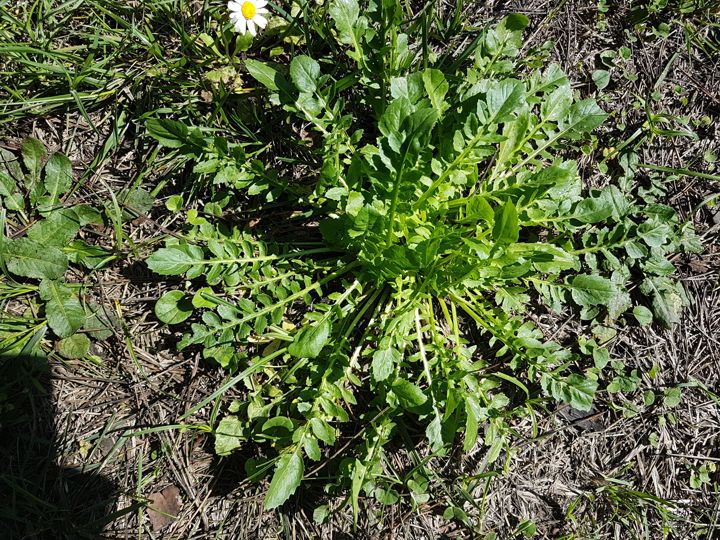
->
xmin=155 ymin=291 xmax=193 ymax=325
xmin=66 ymin=240 xmax=112 ymax=270
xmin=329 ymin=0 xmax=359 ymax=45
xmin=215 ymin=416 xmax=245 ymax=456
xmin=392 ymin=378 xmax=427 ymax=408
xmin=39 ymin=280 xmax=85 ymax=338
xmin=290 ymin=55 xmax=320 ymax=94
xmin=541 ymin=84 xmax=572 ymax=122
xmin=58 ymin=333 xmax=91 ymax=359
xmin=492 ymin=200 xmax=519 ymax=245
xmin=632 ymin=305 xmax=653 ymax=326
xmin=574 ymin=195 xmax=613 ymax=223
xmin=245 ymin=58 xmax=284 ymax=92
xmin=147 ymin=245 xmax=205 ymax=275
xmin=309 ymin=417 xmax=336 ymax=445
xmin=422 ymin=69 xmax=448 ymax=113
xmin=592 ymin=69 xmax=611 ymax=90
xmin=561 ymin=99 xmax=608 ymax=135
xmin=463 ymin=396 xmax=483 ymax=452
xmin=44 ymin=153 xmax=73 ymax=203
xmin=545 ymin=373 xmax=597 ymax=411
xmin=146 ymin=119 xmax=188 ymax=148
xmin=288 ymin=319 xmax=331 ymax=358
xmin=638 ymin=221 xmax=671 ymax=247
xmin=264 ymin=451 xmax=304 ymax=510
xmin=21 ymin=137 xmax=47 ymax=181
xmin=496 ymin=109 xmax=529 ymax=166
xmin=27 ymin=209 xmax=80 ymax=246
xmin=640 ymin=277 xmax=684 ymax=327
xmin=570 ymin=275 xmax=615 ymax=307
xmin=372 ymin=347 xmax=401 ymax=381
xmin=486 ymin=79 xmax=525 ymax=124
xmin=303 ymin=437 xmax=321 ymax=461
xmin=2 ymin=238 xmax=67 ymax=279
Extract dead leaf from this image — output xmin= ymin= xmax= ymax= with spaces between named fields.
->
xmin=147 ymin=485 xmax=181 ymax=531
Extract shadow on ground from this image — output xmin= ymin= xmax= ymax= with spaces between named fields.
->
xmin=0 ymin=353 xmax=117 ymax=539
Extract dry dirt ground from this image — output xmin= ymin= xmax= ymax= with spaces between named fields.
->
xmin=1 ymin=1 xmax=719 ymax=539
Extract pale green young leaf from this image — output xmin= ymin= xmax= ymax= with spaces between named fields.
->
xmin=290 ymin=55 xmax=320 ymax=94
xmin=422 ymin=69 xmax=448 ymax=113
xmin=155 ymin=291 xmax=193 ymax=325
xmin=264 ymin=451 xmax=304 ymax=510
xmin=633 ymin=305 xmax=654 ymax=326
xmin=288 ymin=319 xmax=331 ymax=358
xmin=215 ymin=416 xmax=244 ymax=456
xmin=58 ymin=333 xmax=91 ymax=359
xmin=329 ymin=0 xmax=359 ymax=44
xmin=592 ymin=69 xmax=611 ymax=90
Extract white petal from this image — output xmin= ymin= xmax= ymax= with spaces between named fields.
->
xmin=235 ymin=17 xmax=247 ymax=33
xmin=247 ymin=19 xmax=256 ymax=36
xmin=256 ymin=7 xmax=268 ymax=14
xmin=228 ymin=1 xmax=242 ymax=10
xmin=255 ymin=0 xmax=267 ymax=7
xmin=254 ymin=14 xmax=267 ymax=28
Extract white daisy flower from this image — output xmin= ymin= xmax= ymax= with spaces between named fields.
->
xmin=228 ymin=0 xmax=269 ymax=37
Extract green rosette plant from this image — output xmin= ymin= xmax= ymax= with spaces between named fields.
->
xmin=146 ymin=5 xmax=701 ymax=515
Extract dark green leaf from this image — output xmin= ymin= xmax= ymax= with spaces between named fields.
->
xmin=486 ymin=79 xmax=525 ymax=124
xmin=372 ymin=347 xmax=400 ymax=381
xmin=288 ymin=319 xmax=331 ymax=358
xmin=290 ymin=55 xmax=320 ymax=94
xmin=2 ymin=238 xmax=67 ymax=279
xmin=570 ymin=275 xmax=615 ymax=307
xmin=146 ymin=119 xmax=188 ymax=148
xmin=155 ymin=291 xmax=193 ymax=325
xmin=309 ymin=417 xmax=336 ymax=445
xmin=264 ymin=451 xmax=304 ymax=510
xmin=39 ymin=280 xmax=85 ymax=338
xmin=21 ymin=137 xmax=47 ymax=180
xmin=27 ymin=209 xmax=80 ymax=247
xmin=561 ymin=99 xmax=608 ymax=135
xmin=392 ymin=378 xmax=427 ymax=408
xmin=44 ymin=153 xmax=73 ymax=203
xmin=147 ymin=245 xmax=205 ymax=275
xmin=245 ymin=58 xmax=280 ymax=91
xmin=492 ymin=200 xmax=519 ymax=245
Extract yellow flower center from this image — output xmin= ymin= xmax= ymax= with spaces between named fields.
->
xmin=241 ymin=1 xmax=256 ymax=19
